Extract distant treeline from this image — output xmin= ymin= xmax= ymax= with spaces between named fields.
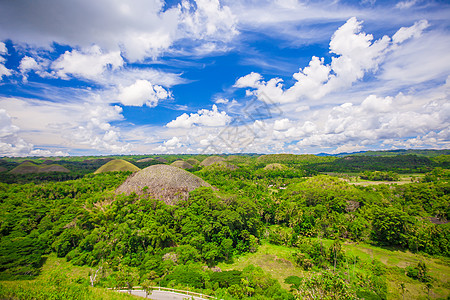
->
xmin=310 ymin=154 xmax=449 ymax=173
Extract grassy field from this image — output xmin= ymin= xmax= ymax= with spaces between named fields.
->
xmin=219 ymin=241 xmax=450 ymax=299
xmin=0 ymin=255 xmax=139 ymax=300
xmin=326 ymin=172 xmax=425 ymax=186
xmin=94 ymin=159 xmax=140 ymax=174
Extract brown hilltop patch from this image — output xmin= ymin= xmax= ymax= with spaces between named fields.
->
xmin=170 ymin=160 xmax=194 ymax=170
xmin=264 ymin=163 xmax=288 ymax=170
xmin=0 ymin=166 xmax=7 ymax=172
xmin=155 ymin=157 xmax=168 ymax=163
xmin=200 ymin=156 xmax=225 ymax=167
xmin=186 ymin=158 xmax=200 ymax=165
xmin=136 ymin=157 xmax=155 ymax=163
xmin=116 ymin=164 xmax=212 ymax=205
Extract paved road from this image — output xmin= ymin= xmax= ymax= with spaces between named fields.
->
xmin=117 ymin=289 xmax=210 ymax=300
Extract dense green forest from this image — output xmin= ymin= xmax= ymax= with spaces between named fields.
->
xmin=0 ymin=151 xmax=449 ymax=299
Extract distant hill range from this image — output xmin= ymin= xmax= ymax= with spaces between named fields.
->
xmin=317 ymin=149 xmax=449 ymax=157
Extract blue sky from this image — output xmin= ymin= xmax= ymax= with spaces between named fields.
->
xmin=0 ymin=0 xmax=449 ymax=156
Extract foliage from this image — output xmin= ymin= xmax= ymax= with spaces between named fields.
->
xmin=360 ymin=170 xmax=400 ymax=181
xmin=406 ymin=261 xmax=431 ymax=283
xmin=0 ymin=154 xmax=449 ymax=299
xmin=312 ymin=154 xmax=437 ymax=173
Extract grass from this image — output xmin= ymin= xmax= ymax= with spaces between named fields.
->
xmin=218 ymin=243 xmax=305 ymax=290
xmin=0 ymin=254 xmax=139 ymax=300
xmin=218 ymin=241 xmax=450 ymax=299
xmin=342 ymin=242 xmax=450 ymax=299
xmin=94 ymin=159 xmax=140 ymax=174
xmin=327 ymin=172 xmax=426 ymax=186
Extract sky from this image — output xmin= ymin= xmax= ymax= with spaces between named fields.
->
xmin=0 ymin=0 xmax=449 ymax=156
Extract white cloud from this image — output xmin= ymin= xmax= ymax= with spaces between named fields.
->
xmin=18 ymin=56 xmax=53 ymax=80
xmin=380 ymin=29 xmax=450 ymax=84
xmin=0 ymin=64 xmax=12 ymax=80
xmin=28 ymin=149 xmax=69 ymax=157
xmin=273 ymin=118 xmax=293 ymax=131
xmin=0 ymin=109 xmax=32 ymax=156
xmin=294 ymin=90 xmax=448 ymax=151
xmin=164 ymin=136 xmax=182 ymax=148
xmin=179 ymin=0 xmax=238 ymax=41
xmin=117 ymin=79 xmax=170 ymax=107
xmin=0 ymin=42 xmax=12 ymax=80
xmin=52 ymin=46 xmax=123 ymax=80
xmin=0 ymin=108 xmax=69 ymax=157
xmin=396 ymin=0 xmax=419 ymax=9
xmin=19 ymin=56 xmax=39 ymax=73
xmin=0 ymin=0 xmax=238 ymax=62
xmin=0 ymin=96 xmax=131 ymax=154
xmin=392 ymin=19 xmax=428 ymax=44
xmin=235 ymin=17 xmax=429 ymax=104
xmin=235 ymin=72 xmax=263 ymax=88
xmin=166 ymin=104 xmax=231 ymax=128
xmin=215 ymin=98 xmax=229 ymax=104
xmin=0 ymin=42 xmax=7 ymax=54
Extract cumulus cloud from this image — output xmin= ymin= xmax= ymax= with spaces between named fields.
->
xmin=179 ymin=0 xmax=238 ymax=41
xmin=117 ymin=80 xmax=170 ymax=107
xmin=19 ymin=56 xmax=39 ymax=73
xmin=392 ymin=19 xmax=428 ymax=44
xmin=0 ymin=109 xmax=33 ymax=156
xmin=235 ymin=17 xmax=428 ymax=104
xmin=293 ymin=91 xmax=449 ymax=151
xmin=18 ymin=56 xmax=54 ymax=80
xmin=52 ymin=46 xmax=123 ymax=80
xmin=0 ymin=42 xmax=12 ymax=80
xmin=273 ymin=118 xmax=293 ymax=131
xmin=0 ymin=108 xmax=69 ymax=156
xmin=0 ymin=96 xmax=131 ymax=155
xmin=166 ymin=104 xmax=231 ymax=128
xmin=0 ymin=42 xmax=6 ymax=54
xmin=68 ymin=101 xmax=131 ymax=153
xmin=0 ymin=0 xmax=238 ymax=62
xmin=0 ymin=64 xmax=12 ymax=80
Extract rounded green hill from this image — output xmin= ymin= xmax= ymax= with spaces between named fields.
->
xmin=9 ymin=161 xmax=70 ymax=174
xmin=200 ymin=156 xmax=225 ymax=167
xmin=94 ymin=159 xmax=140 ymax=174
xmin=264 ymin=163 xmax=288 ymax=170
xmin=186 ymin=158 xmax=200 ymax=165
xmin=170 ymin=160 xmax=194 ymax=170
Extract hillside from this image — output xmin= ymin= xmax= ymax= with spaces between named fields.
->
xmin=116 ymin=164 xmax=212 ymax=204
xmin=9 ymin=162 xmax=70 ymax=174
xmin=94 ymin=159 xmax=140 ymax=174
xmin=200 ymin=156 xmax=225 ymax=166
xmin=170 ymin=160 xmax=194 ymax=170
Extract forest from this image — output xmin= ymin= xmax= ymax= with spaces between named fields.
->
xmin=0 ymin=150 xmax=449 ymax=299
